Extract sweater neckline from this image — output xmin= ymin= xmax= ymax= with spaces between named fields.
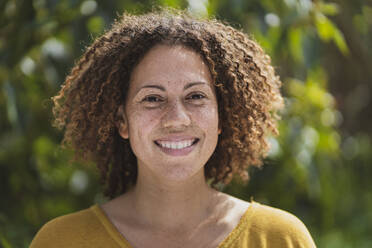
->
xmin=91 ymin=201 xmax=257 ymax=248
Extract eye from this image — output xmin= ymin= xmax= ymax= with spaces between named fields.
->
xmin=187 ymin=93 xmax=206 ymax=100
xmin=142 ymin=95 xmax=163 ymax=103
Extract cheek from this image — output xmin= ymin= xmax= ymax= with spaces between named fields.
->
xmin=127 ymin=111 xmax=159 ymax=160
xmin=127 ymin=109 xmax=159 ymax=141
xmin=195 ymin=105 xmax=219 ymax=134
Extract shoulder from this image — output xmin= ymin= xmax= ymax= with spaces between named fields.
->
xmin=247 ymin=202 xmax=316 ymax=247
xmin=30 ymin=206 xmax=109 ymax=248
xmin=34 ymin=206 xmax=98 ymax=235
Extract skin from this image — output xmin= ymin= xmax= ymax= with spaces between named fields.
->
xmin=102 ymin=45 xmax=250 ymax=248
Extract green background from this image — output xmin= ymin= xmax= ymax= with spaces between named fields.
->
xmin=1 ymin=0 xmax=371 ymax=247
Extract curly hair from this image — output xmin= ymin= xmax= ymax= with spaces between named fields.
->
xmin=52 ymin=9 xmax=284 ymax=199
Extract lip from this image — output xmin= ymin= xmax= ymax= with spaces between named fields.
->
xmin=155 ymin=135 xmax=197 ymax=142
xmin=154 ymin=136 xmax=199 ymax=156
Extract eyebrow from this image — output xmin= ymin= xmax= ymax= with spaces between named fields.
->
xmin=138 ymin=82 xmax=208 ymax=92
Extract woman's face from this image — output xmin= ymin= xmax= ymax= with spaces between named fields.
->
xmin=119 ymin=44 xmax=219 ymax=182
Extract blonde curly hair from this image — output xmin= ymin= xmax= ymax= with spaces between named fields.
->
xmin=52 ymin=9 xmax=284 ymax=199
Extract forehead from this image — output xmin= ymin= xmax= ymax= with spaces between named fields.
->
xmin=129 ymin=44 xmax=213 ymax=89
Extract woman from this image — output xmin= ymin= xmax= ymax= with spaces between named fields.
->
xmin=31 ymin=9 xmax=316 ymax=248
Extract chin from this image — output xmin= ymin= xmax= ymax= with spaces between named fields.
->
xmin=155 ymin=162 xmax=205 ymax=182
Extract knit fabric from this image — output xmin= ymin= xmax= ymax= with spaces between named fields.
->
xmin=30 ymin=201 xmax=316 ymax=248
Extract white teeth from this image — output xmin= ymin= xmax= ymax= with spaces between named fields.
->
xmin=157 ymin=139 xmax=195 ymax=149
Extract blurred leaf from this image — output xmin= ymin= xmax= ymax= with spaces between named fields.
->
xmin=317 ymin=2 xmax=340 ymax=16
xmin=0 ymin=235 xmax=12 ymax=248
xmin=315 ymin=12 xmax=349 ymax=55
xmin=333 ymin=28 xmax=349 ymax=55
xmin=315 ymin=13 xmax=335 ymax=42
xmin=362 ymin=5 xmax=372 ymax=23
xmin=87 ymin=16 xmax=104 ymax=35
xmin=288 ymin=27 xmax=303 ymax=62
xmin=159 ymin=0 xmax=184 ymax=8
xmin=317 ymin=130 xmax=340 ymax=153
xmin=353 ymin=14 xmax=368 ymax=35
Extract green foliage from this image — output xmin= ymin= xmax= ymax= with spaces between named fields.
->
xmin=314 ymin=12 xmax=349 ymax=55
xmin=0 ymin=0 xmax=371 ymax=247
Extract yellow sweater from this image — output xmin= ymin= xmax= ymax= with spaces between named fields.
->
xmin=30 ymin=201 xmax=316 ymax=247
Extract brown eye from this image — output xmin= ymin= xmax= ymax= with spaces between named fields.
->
xmin=187 ymin=93 xmax=206 ymax=100
xmin=142 ymin=95 xmax=163 ymax=102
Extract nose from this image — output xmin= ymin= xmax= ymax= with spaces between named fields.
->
xmin=161 ymin=100 xmax=191 ymax=129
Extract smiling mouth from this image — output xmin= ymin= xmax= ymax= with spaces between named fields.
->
xmin=154 ymin=138 xmax=199 ymax=150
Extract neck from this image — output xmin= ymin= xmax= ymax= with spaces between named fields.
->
xmin=124 ymin=166 xmax=220 ymax=231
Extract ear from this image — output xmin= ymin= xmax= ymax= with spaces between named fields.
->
xmin=218 ymin=128 xmax=221 ymax=135
xmin=116 ymin=105 xmax=129 ymax=139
